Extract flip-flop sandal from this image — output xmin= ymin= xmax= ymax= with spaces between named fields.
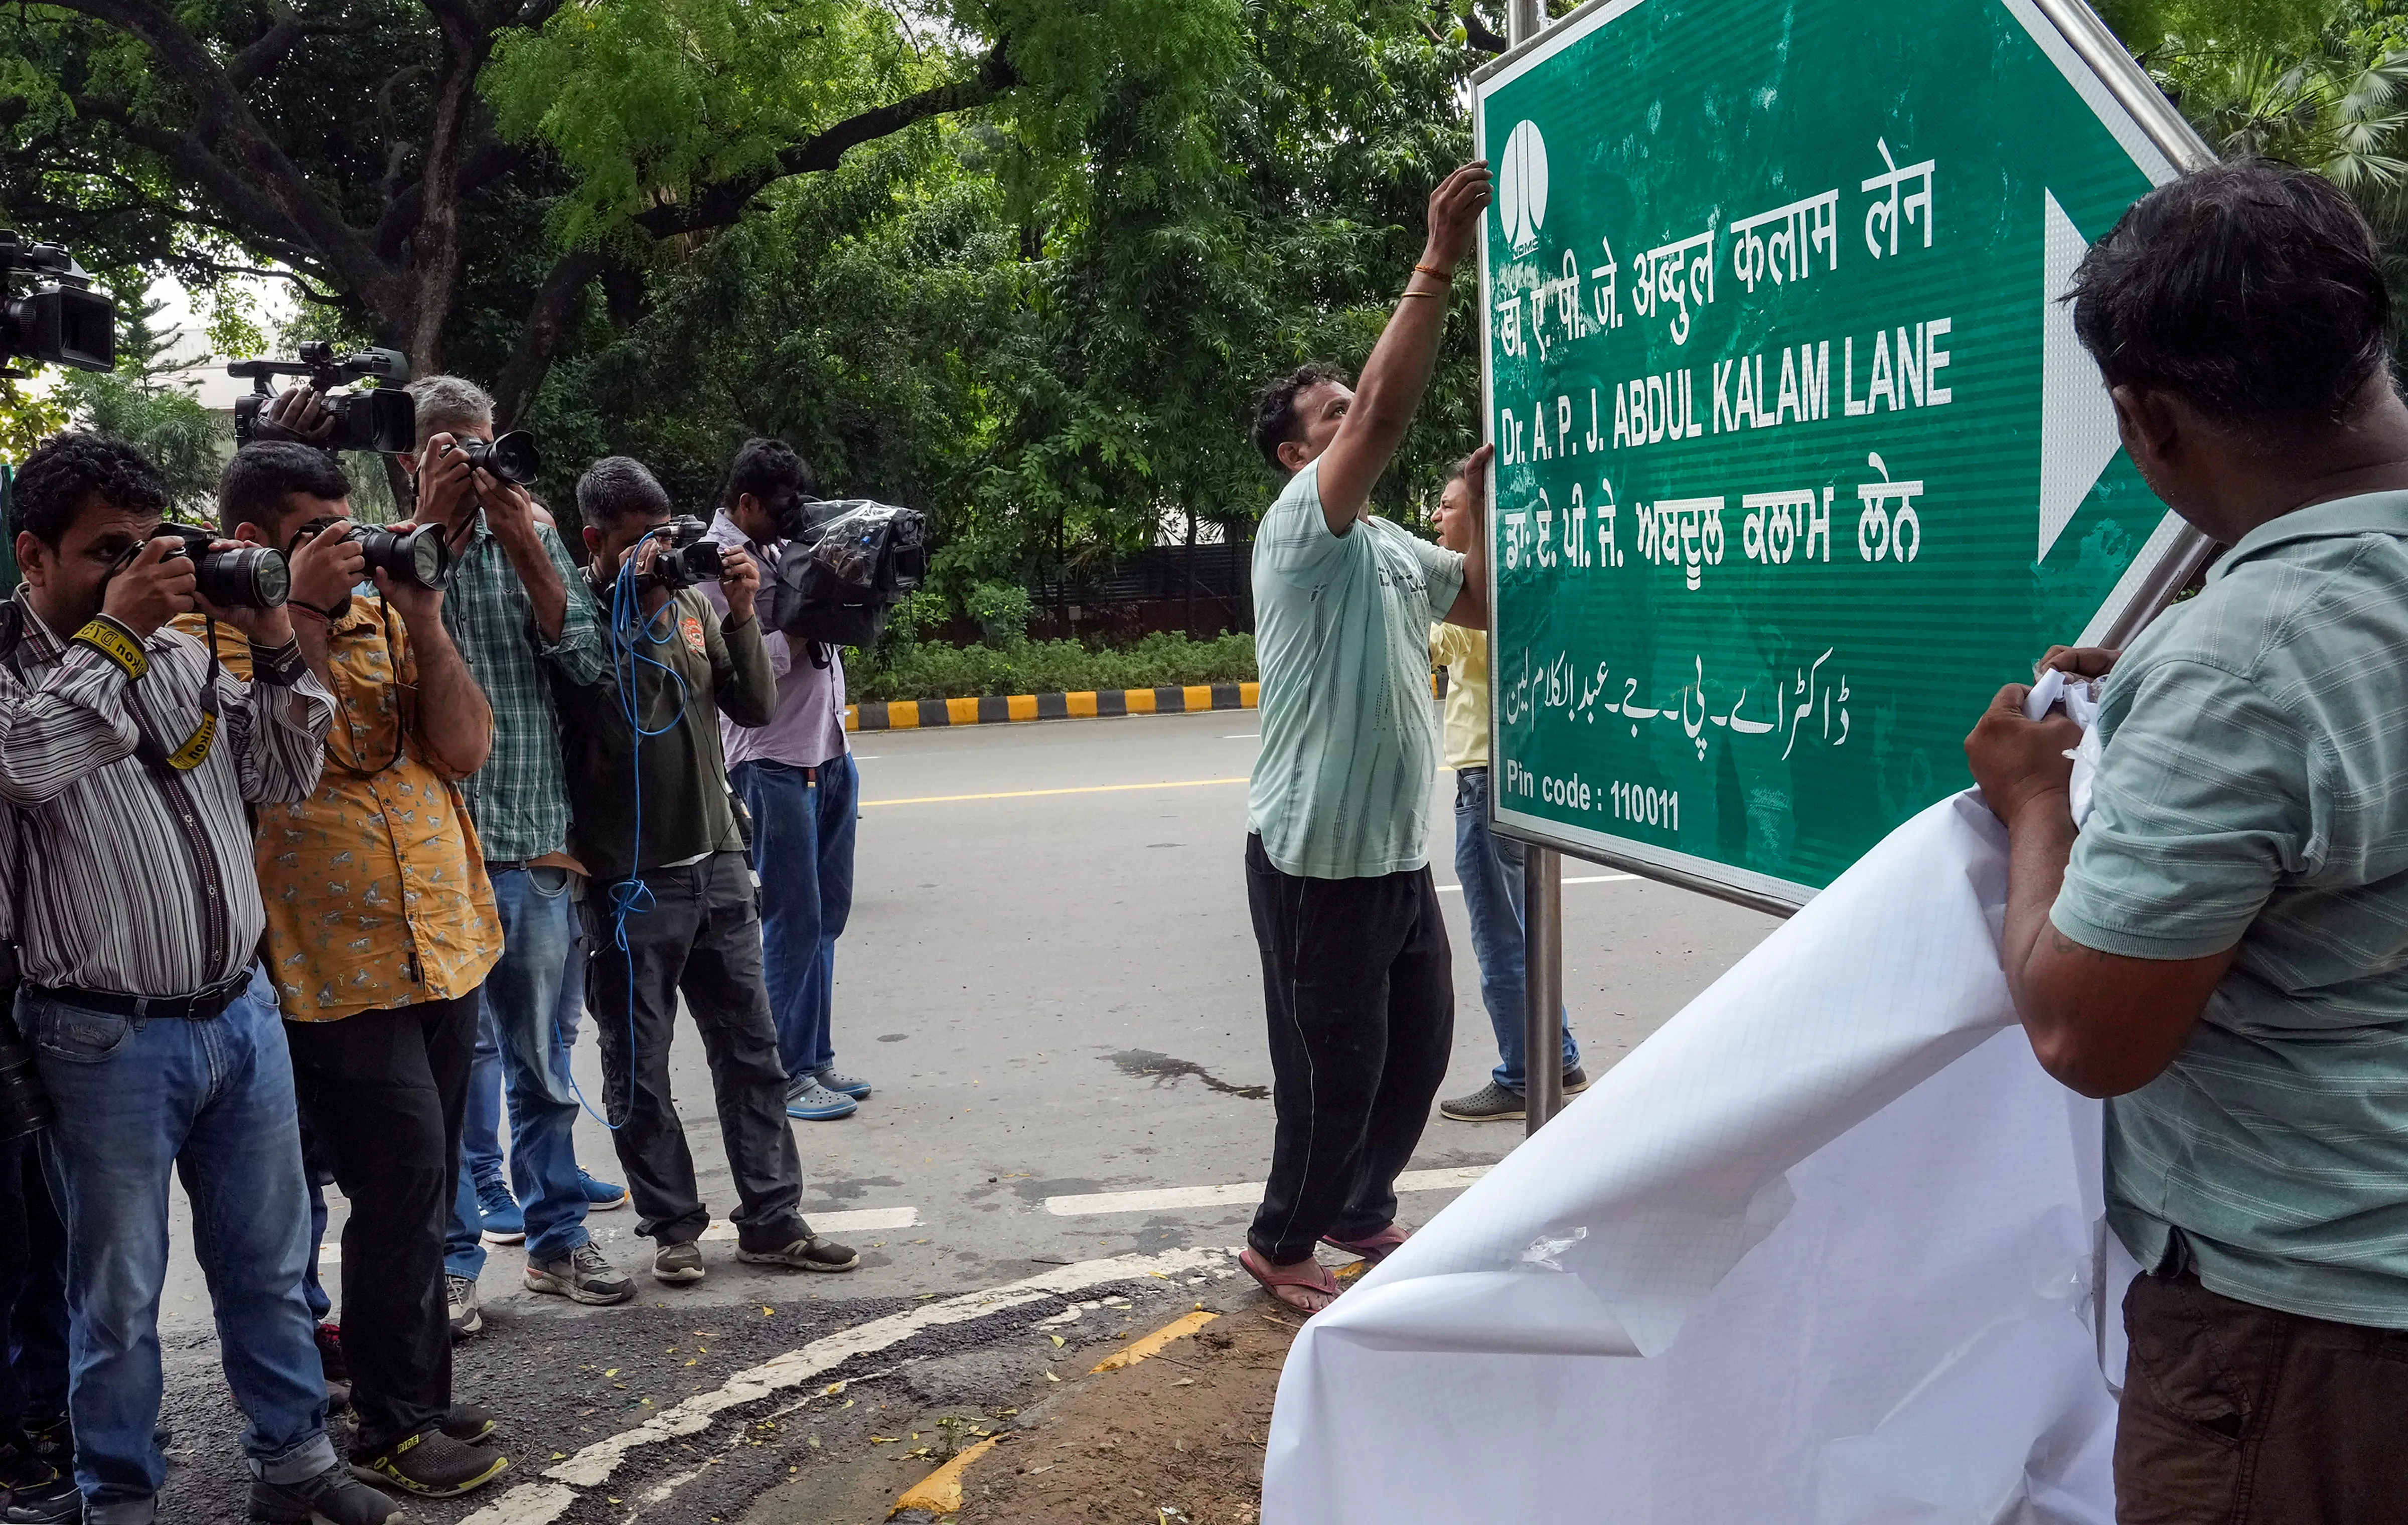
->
xmin=1239 ymin=1247 xmax=1340 ymax=1315
xmin=1320 ymin=1224 xmax=1411 ymax=1264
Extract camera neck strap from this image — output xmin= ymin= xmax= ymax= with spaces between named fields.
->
xmin=130 ymin=616 xmax=221 ymax=774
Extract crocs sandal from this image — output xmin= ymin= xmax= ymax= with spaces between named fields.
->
xmin=1239 ymin=1247 xmax=1341 ymax=1315
xmin=1320 ymin=1223 xmax=1410 ymax=1265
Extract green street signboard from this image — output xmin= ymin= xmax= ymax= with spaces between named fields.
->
xmin=1474 ymin=0 xmax=2212 ymax=910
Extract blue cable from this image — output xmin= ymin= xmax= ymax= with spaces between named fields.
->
xmin=562 ymin=525 xmax=690 ymax=1132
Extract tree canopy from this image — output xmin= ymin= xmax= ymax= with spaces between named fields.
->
xmin=14 ymin=0 xmax=2408 ymax=617
xmin=6 ymin=0 xmax=1507 ymax=603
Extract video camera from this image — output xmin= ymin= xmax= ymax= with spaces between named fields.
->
xmin=1 ymin=230 xmax=115 ymax=377
xmin=229 ymin=342 xmax=416 ymax=454
xmin=638 ymin=516 xmax=725 ymax=592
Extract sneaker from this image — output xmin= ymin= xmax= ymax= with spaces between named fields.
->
xmin=316 ymin=1322 xmax=349 ymax=1383
xmin=446 ymin=1273 xmax=483 ymax=1340
xmin=785 ymin=1077 xmax=857 ymax=1121
xmin=246 ymin=1460 xmax=401 ymax=1523
xmin=0 ymin=1434 xmax=76 ymax=1524
xmin=1439 ymin=1081 xmax=1525 ymax=1122
xmin=578 ymin=1168 xmax=629 ymax=1210
xmin=352 ymin=1427 xmax=507 ymax=1499
xmin=736 ymin=1235 xmax=860 ymax=1273
xmin=1564 ymin=1065 xmax=1590 ymax=1095
xmin=441 ymin=1405 xmax=496 ymax=1446
xmin=477 ymin=1179 xmax=526 ymax=1245
xmin=23 ymin=1414 xmax=66 ymax=1474
xmin=814 ymin=1066 xmax=871 ymax=1100
xmin=652 ymin=1241 xmax=705 ymax=1285
xmin=524 ymin=1241 xmax=635 ymax=1306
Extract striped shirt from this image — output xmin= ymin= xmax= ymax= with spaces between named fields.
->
xmin=2056 ymin=490 xmax=2408 ymax=1327
xmin=1247 ymin=459 xmax=1466 ymax=879
xmin=437 ymin=516 xmax=605 ymax=863
xmin=0 ymin=590 xmax=334 ymax=996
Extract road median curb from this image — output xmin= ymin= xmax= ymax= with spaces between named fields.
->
xmin=846 ymin=681 xmax=1259 ymax=733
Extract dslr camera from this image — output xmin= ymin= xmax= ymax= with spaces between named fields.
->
xmin=638 ymin=516 xmax=724 ymax=592
xmin=152 ymin=524 xmax=290 ymax=610
xmin=1 ymin=229 xmax=115 ymax=376
xmin=229 ymin=342 xmax=416 ymax=454
xmin=440 ymin=429 xmax=541 ymax=487
xmin=298 ymin=516 xmax=452 ymax=591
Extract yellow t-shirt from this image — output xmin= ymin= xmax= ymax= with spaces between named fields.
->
xmin=1428 ymin=622 xmax=1489 ymax=771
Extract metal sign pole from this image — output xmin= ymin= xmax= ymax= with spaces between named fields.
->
xmin=1505 ymin=0 xmax=1569 ymax=1137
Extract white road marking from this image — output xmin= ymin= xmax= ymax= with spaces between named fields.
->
xmin=1044 ymin=1165 xmax=1492 ymax=1217
xmin=1223 ymin=733 xmax=1259 ymax=739
xmin=698 ymin=1205 xmax=919 ymax=1240
xmin=1434 ymin=873 xmax=1637 ymax=892
xmin=454 ymin=1246 xmax=1238 ymax=1525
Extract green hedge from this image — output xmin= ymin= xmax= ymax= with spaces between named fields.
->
xmin=847 ymin=631 xmax=1257 ymax=702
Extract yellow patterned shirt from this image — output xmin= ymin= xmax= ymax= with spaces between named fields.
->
xmin=180 ymin=602 xmax=501 ymax=1020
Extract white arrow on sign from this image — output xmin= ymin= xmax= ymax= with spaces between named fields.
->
xmin=2038 ymin=189 xmax=2123 ymax=563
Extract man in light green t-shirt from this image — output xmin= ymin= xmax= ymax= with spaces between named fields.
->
xmin=1239 ymin=160 xmax=1492 ymax=1316
xmin=1966 ymin=161 xmax=2408 ymax=1514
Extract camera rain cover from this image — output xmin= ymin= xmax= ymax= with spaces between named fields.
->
xmin=766 ymin=499 xmax=927 ymax=648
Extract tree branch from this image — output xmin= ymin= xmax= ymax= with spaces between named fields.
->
xmin=42 ymin=0 xmax=400 ymax=314
xmin=632 ymin=38 xmax=1020 ymax=238
xmin=228 ymin=1 xmax=366 ymax=89
xmin=1461 ymin=8 xmax=1509 ymax=53
xmin=488 ymin=249 xmax=606 ymax=428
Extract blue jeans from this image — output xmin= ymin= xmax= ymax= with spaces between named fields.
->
xmin=20 ymin=967 xmax=337 ymax=1521
xmin=445 ymin=867 xmax=589 ymax=1277
xmin=732 ymin=755 xmax=858 ymax=1083
xmin=459 ymin=883 xmax=592 ymax=1201
xmin=1454 ymin=768 xmax=1580 ymax=1092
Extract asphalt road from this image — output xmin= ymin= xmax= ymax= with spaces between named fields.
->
xmin=143 ymin=707 xmax=1778 ymax=1522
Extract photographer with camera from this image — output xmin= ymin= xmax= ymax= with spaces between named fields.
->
xmin=558 ymin=456 xmax=857 ymax=1285
xmin=395 ymin=377 xmax=632 ymax=1325
xmin=0 ymin=434 xmax=400 ymax=1524
xmin=193 ymin=442 xmax=509 ymax=1500
xmin=701 ymin=440 xmax=866 ymax=1124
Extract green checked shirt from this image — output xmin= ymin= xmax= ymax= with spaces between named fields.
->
xmin=438 ymin=515 xmax=606 ymax=863
xmin=2055 ymin=490 xmax=2408 ymax=1328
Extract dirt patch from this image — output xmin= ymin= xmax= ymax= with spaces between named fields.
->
xmin=947 ymin=1303 xmax=1299 ymax=1524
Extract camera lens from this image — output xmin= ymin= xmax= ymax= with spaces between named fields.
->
xmin=0 ymin=1024 xmax=53 ymax=1141
xmin=457 ymin=430 xmax=540 ymax=486
xmin=352 ymin=524 xmax=450 ymax=589
xmin=485 ymin=431 xmax=540 ymax=485
xmin=195 ymin=546 xmax=291 ymax=609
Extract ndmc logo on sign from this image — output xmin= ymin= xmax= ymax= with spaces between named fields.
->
xmin=1499 ymin=120 xmax=1550 ymax=255
xmin=1474 ymin=0 xmax=2211 ymax=910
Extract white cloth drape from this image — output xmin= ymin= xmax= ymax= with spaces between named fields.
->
xmin=1264 ymin=793 xmax=2133 ymax=1524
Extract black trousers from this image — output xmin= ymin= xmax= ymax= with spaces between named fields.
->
xmin=580 ymin=851 xmax=805 ymax=1252
xmin=1244 ymin=834 xmax=1454 ymax=1264
xmin=0 ymin=1134 xmax=68 ymax=1432
xmin=283 ymin=992 xmax=479 ymax=1454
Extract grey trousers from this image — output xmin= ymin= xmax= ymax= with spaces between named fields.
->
xmin=579 ymin=850 xmax=806 ymax=1251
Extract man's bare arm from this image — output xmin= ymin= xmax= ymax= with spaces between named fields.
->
xmin=1968 ymin=682 xmax=2234 ymax=1097
xmin=1315 ymin=163 xmax=1493 ymax=532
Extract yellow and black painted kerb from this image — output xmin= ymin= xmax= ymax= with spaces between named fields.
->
xmin=846 ymin=681 xmax=1261 ymax=733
